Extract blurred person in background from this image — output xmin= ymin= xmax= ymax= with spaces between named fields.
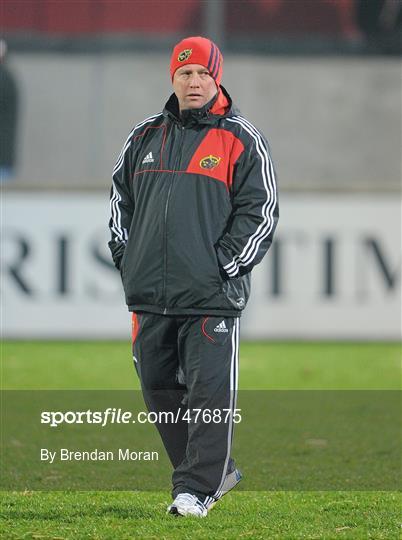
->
xmin=0 ymin=39 xmax=19 ymax=182
xmin=355 ymin=0 xmax=402 ymax=54
xmin=108 ymin=36 xmax=278 ymax=517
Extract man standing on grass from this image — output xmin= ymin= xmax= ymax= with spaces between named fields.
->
xmin=108 ymin=36 xmax=278 ymax=517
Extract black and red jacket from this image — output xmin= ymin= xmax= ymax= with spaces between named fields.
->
xmin=108 ymin=86 xmax=279 ymax=317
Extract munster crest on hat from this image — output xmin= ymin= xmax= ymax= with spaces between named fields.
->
xmin=200 ymin=155 xmax=221 ymax=170
xmin=178 ymin=49 xmax=192 ymax=62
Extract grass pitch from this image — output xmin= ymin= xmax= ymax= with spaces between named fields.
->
xmin=1 ymin=340 xmax=401 ymax=539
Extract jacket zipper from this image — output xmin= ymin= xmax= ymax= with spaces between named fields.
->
xmin=162 ymin=123 xmax=185 ymax=314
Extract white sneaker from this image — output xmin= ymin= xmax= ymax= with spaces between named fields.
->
xmin=205 ymin=468 xmax=243 ymax=510
xmin=167 ymin=493 xmax=208 ymax=517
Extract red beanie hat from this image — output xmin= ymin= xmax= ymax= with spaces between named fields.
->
xmin=170 ymin=36 xmax=223 ymax=85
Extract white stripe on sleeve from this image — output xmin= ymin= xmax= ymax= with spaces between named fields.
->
xmin=110 ymin=112 xmax=162 ymax=242
xmin=223 ymin=116 xmax=277 ymax=276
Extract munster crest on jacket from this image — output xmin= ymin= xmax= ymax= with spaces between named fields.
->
xmin=200 ymin=155 xmax=221 ymax=170
xmin=178 ymin=49 xmax=192 ymax=62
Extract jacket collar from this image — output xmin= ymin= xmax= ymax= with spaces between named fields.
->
xmin=163 ymin=86 xmax=238 ymax=126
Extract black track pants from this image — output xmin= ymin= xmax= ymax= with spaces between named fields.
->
xmin=131 ymin=312 xmax=240 ymax=502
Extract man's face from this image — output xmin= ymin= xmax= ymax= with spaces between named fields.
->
xmin=173 ymin=64 xmax=217 ymax=111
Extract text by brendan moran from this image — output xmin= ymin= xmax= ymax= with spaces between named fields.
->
xmin=40 ymin=448 xmax=159 ymax=463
